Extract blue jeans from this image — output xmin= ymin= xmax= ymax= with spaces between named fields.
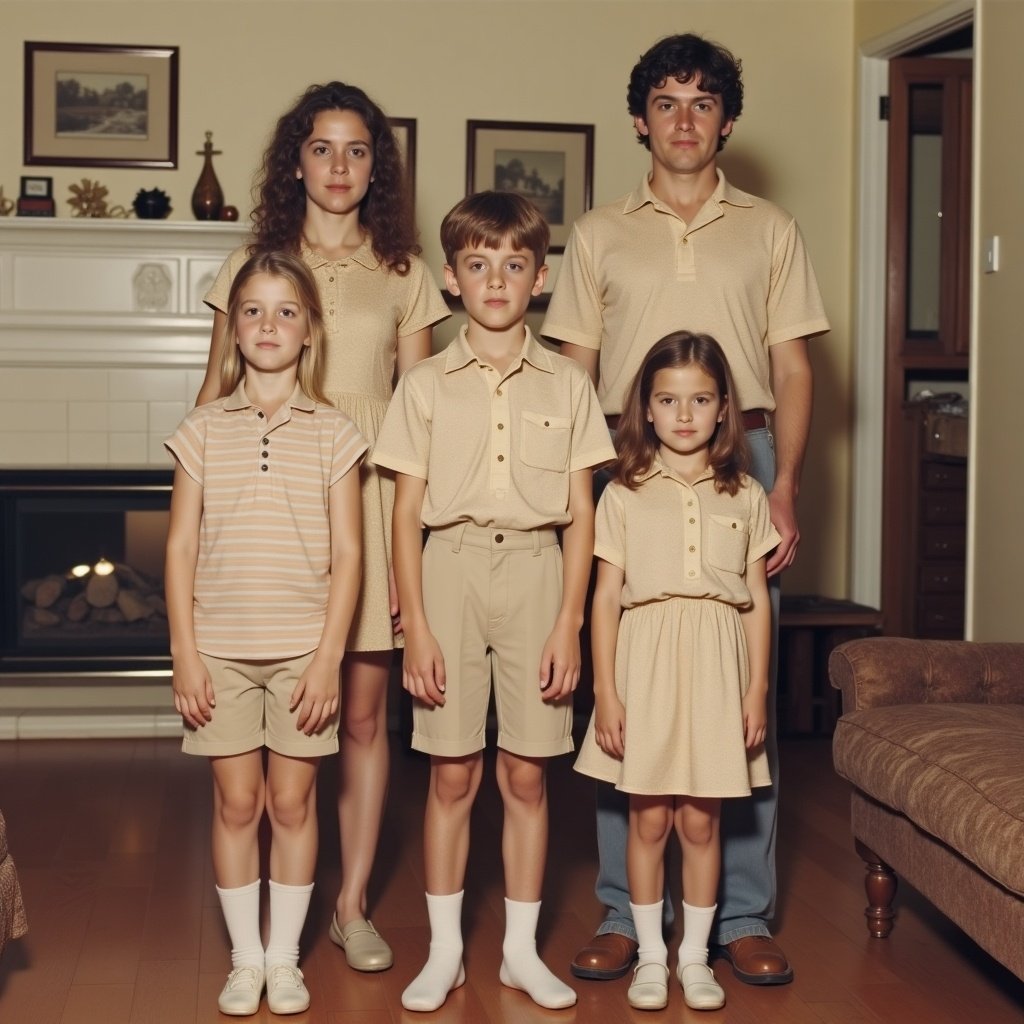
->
xmin=592 ymin=428 xmax=780 ymax=945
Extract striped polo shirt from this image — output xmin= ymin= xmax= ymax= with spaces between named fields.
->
xmin=165 ymin=380 xmax=367 ymax=659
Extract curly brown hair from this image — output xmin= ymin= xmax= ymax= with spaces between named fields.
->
xmin=251 ymin=82 xmax=418 ymax=274
xmin=614 ymin=331 xmax=749 ymax=495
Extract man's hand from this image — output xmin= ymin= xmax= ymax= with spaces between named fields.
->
xmin=766 ymin=486 xmax=799 ymax=577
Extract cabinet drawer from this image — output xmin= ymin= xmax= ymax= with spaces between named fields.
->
xmin=922 ymin=526 xmax=966 ymax=559
xmin=923 ymin=461 xmax=967 ymax=490
xmin=918 ymin=562 xmax=965 ymax=593
xmin=921 ymin=490 xmax=966 ymax=524
xmin=917 ymin=594 xmax=964 ymax=635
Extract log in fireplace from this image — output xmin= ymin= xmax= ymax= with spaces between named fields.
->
xmin=0 ymin=469 xmax=172 ymax=675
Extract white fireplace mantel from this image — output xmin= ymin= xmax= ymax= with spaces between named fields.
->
xmin=0 ymin=218 xmax=248 ymax=367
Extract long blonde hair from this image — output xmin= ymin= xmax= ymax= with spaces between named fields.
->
xmin=219 ymin=251 xmax=329 ymax=404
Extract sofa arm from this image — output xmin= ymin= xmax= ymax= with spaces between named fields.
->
xmin=829 ymin=637 xmax=1024 ymax=712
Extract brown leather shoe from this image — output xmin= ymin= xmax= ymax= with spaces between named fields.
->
xmin=571 ymin=932 xmax=639 ymax=980
xmin=714 ymin=935 xmax=794 ymax=985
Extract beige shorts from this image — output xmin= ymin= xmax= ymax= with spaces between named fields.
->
xmin=415 ymin=523 xmax=575 ymax=758
xmin=182 ymin=651 xmax=339 ymax=758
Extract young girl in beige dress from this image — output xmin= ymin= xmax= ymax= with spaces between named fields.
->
xmin=197 ymin=82 xmax=449 ymax=973
xmin=574 ymin=331 xmax=778 ymax=1013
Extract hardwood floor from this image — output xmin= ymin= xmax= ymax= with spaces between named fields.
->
xmin=0 ymin=734 xmax=1021 ymax=1023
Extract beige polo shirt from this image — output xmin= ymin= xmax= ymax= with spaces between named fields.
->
xmin=596 ymin=459 xmax=781 ymax=610
xmin=542 ymin=171 xmax=830 ymax=415
xmin=165 ymin=381 xmax=367 ymax=660
xmin=371 ymin=326 xmax=616 ymax=530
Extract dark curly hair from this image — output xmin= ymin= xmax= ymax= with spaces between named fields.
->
xmin=627 ymin=34 xmax=743 ymax=152
xmin=250 ymin=82 xmax=418 ymax=274
xmin=614 ymin=331 xmax=749 ymax=495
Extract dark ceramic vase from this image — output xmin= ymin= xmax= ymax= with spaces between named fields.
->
xmin=191 ymin=132 xmax=224 ymax=221
xmin=132 ymin=188 xmax=172 ymax=219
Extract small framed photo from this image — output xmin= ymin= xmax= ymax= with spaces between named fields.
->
xmin=388 ymin=117 xmax=417 ymax=209
xmin=24 ymin=42 xmax=179 ymax=169
xmin=20 ymin=175 xmax=53 ymax=199
xmin=466 ymin=120 xmax=594 ymax=253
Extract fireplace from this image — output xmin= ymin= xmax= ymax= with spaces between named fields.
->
xmin=0 ymin=469 xmax=172 ymax=674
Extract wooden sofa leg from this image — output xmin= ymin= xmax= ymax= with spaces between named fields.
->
xmin=855 ymin=839 xmax=897 ymax=938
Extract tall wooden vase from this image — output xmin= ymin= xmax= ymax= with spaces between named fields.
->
xmin=191 ymin=131 xmax=224 ymax=221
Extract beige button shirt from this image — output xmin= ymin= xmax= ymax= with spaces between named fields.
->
xmin=372 ymin=326 xmax=616 ymax=530
xmin=542 ymin=171 xmax=830 ymax=415
xmin=596 ymin=459 xmax=781 ymax=609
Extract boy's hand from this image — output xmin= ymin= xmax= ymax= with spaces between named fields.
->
xmin=594 ymin=694 xmax=626 ymax=759
xmin=388 ymin=563 xmax=403 ymax=637
xmin=290 ymin=654 xmax=341 ymax=735
xmin=402 ymin=625 xmax=447 ymax=707
xmin=538 ymin=620 xmax=580 ymax=701
xmin=172 ymin=651 xmax=215 ymax=729
xmin=742 ymin=685 xmax=768 ymax=749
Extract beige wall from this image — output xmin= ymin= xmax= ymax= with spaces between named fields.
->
xmin=970 ymin=0 xmax=1023 ymax=640
xmin=3 ymin=0 xmax=854 ymax=595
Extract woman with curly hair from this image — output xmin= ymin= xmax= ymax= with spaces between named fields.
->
xmin=197 ymin=81 xmax=450 ymax=974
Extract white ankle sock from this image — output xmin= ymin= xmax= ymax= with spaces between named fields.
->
xmin=401 ymin=891 xmax=466 ymax=1012
xmin=264 ymin=880 xmax=313 ymax=969
xmin=677 ymin=901 xmax=716 ymax=967
xmin=630 ymin=900 xmax=668 ymax=968
xmin=498 ymin=898 xmax=576 ymax=1009
xmin=216 ymin=880 xmax=264 ymax=969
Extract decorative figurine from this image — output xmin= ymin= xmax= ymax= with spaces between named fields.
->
xmin=133 ymin=188 xmax=172 ymax=219
xmin=68 ymin=179 xmax=110 ymax=218
xmin=191 ymin=131 xmax=224 ymax=220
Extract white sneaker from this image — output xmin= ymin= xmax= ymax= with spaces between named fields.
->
xmin=266 ymin=963 xmax=310 ymax=1015
xmin=217 ymin=965 xmax=264 ymax=1016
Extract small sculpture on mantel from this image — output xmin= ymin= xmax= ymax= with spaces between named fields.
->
xmin=0 ymin=187 xmax=14 ymax=217
xmin=191 ymin=131 xmax=224 ymax=221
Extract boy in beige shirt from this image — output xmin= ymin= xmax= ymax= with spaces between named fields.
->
xmin=373 ymin=191 xmax=614 ymax=1012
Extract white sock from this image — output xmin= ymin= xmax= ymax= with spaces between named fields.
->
xmin=264 ymin=880 xmax=314 ymax=969
xmin=630 ymin=900 xmax=668 ymax=968
xmin=498 ymin=898 xmax=576 ymax=1009
xmin=216 ymin=880 xmax=264 ymax=970
xmin=677 ymin=901 xmax=717 ymax=967
xmin=401 ymin=891 xmax=466 ymax=1012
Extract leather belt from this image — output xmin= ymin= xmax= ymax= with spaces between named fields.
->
xmin=605 ymin=408 xmax=770 ymax=432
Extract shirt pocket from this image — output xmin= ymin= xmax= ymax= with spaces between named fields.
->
xmin=520 ymin=411 xmax=571 ymax=472
xmin=707 ymin=514 xmax=748 ymax=574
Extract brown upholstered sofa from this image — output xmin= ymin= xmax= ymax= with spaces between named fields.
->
xmin=829 ymin=638 xmax=1024 ymax=981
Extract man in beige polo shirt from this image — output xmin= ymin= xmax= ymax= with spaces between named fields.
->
xmin=542 ymin=32 xmax=830 ymax=987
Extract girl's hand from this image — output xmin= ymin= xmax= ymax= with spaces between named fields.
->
xmin=388 ymin=563 xmax=403 ymax=637
xmin=290 ymin=655 xmax=341 ymax=735
xmin=742 ymin=686 xmax=768 ymax=749
xmin=402 ymin=625 xmax=447 ymax=707
xmin=538 ymin=620 xmax=581 ymax=701
xmin=594 ymin=695 xmax=626 ymax=759
xmin=172 ymin=652 xmax=215 ymax=729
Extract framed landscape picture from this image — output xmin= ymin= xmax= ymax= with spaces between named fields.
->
xmin=24 ymin=42 xmax=179 ymax=169
xmin=465 ymin=120 xmax=594 ymax=253
xmin=388 ymin=116 xmax=417 ymax=210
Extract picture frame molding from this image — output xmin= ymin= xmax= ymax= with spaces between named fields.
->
xmin=23 ymin=41 xmax=180 ymax=169
xmin=465 ymin=119 xmax=595 ymax=254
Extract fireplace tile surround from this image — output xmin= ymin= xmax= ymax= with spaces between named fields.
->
xmin=0 ymin=219 xmax=246 ymax=737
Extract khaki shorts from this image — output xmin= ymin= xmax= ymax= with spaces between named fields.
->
xmin=415 ymin=523 xmax=574 ymax=758
xmin=182 ymin=651 xmax=339 ymax=758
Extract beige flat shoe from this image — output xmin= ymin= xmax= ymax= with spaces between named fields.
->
xmin=329 ymin=914 xmax=394 ymax=972
xmin=627 ymin=961 xmax=669 ymax=1011
xmin=678 ymin=962 xmax=726 ymax=1010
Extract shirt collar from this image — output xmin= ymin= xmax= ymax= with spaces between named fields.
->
xmin=223 ymin=379 xmax=316 ymax=413
xmin=635 ymin=453 xmax=715 ymax=487
xmin=300 ymin=234 xmax=380 ymax=271
xmin=623 ymin=169 xmax=755 ymax=217
xmin=442 ymin=324 xmax=556 ymax=375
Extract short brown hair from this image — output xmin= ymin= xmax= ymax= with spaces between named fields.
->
xmin=440 ymin=191 xmax=549 ymax=269
xmin=219 ymin=251 xmax=329 ymax=405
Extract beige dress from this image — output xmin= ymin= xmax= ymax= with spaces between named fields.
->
xmin=206 ymin=241 xmax=450 ymax=650
xmin=574 ymin=461 xmax=779 ymax=796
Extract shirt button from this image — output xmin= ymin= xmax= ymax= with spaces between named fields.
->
xmin=329 ymin=276 xmax=335 ymax=282
xmin=260 ymin=464 xmax=268 ymax=472
xmin=687 ymin=500 xmax=694 ymax=507
xmin=497 ymin=423 xmax=504 ymax=430
xmin=688 ymin=569 xmax=696 ymax=576
xmin=262 ymin=438 xmax=269 ymax=445
xmin=257 ymin=411 xmax=264 ymax=419
xmin=731 ymin=523 xmax=738 ymax=529
xmin=544 ymin=420 xmax=550 ymax=427
xmin=495 ymin=534 xmax=504 ymax=544
xmin=496 ymin=388 xmax=503 ymax=396
xmin=689 ymin=517 xmax=696 ymax=524
xmin=497 ymin=454 xmax=504 ymax=462
xmin=682 ymin=237 xmax=689 ymax=245
xmin=689 ymin=545 xmax=696 ymax=552
xmin=261 ymin=451 xmax=269 ymax=459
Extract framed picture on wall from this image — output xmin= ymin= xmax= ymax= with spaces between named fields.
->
xmin=23 ymin=42 xmax=179 ymax=169
xmin=388 ymin=116 xmax=417 ymax=209
xmin=465 ymin=120 xmax=594 ymax=253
